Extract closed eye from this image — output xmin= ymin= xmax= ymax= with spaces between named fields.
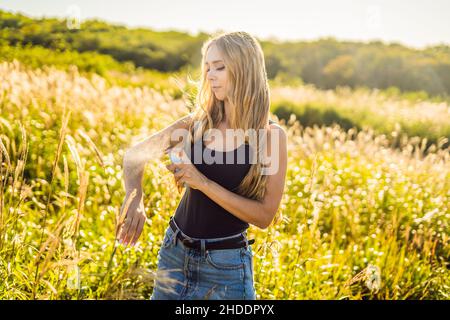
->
xmin=207 ymin=66 xmax=225 ymax=72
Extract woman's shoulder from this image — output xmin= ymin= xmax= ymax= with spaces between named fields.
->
xmin=267 ymin=118 xmax=286 ymax=141
xmin=268 ymin=119 xmax=283 ymax=131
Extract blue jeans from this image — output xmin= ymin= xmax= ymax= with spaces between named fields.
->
xmin=150 ymin=219 xmax=256 ymax=300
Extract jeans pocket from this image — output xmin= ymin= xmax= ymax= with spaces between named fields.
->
xmin=242 ymin=245 xmax=253 ymax=257
xmin=205 ymin=248 xmax=245 ymax=270
xmin=161 ymin=227 xmax=175 ymax=248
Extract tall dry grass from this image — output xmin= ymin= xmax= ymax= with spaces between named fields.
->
xmin=270 ymin=85 xmax=450 ymax=150
xmin=0 ymin=60 xmax=448 ymax=299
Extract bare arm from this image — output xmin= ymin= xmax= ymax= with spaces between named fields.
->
xmin=172 ymin=124 xmax=288 ymax=229
xmin=199 ymin=125 xmax=287 ymax=229
xmin=117 ymin=113 xmax=193 ymax=246
xmin=122 ymin=113 xmax=193 ymax=196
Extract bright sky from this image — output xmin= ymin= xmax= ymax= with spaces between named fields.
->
xmin=2 ymin=0 xmax=449 ymax=48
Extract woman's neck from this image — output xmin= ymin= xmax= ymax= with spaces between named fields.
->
xmin=223 ymin=99 xmax=232 ymax=128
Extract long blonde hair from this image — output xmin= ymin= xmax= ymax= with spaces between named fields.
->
xmin=184 ymin=31 xmax=271 ymax=201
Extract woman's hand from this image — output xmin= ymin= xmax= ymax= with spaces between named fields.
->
xmin=165 ymin=149 xmax=209 ymax=192
xmin=117 ymin=191 xmax=147 ymax=247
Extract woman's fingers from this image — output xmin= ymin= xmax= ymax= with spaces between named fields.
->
xmin=168 ymin=164 xmax=189 ymax=193
xmin=117 ymin=213 xmax=146 ymax=247
xmin=130 ymin=216 xmax=145 ymax=246
xmin=117 ymin=220 xmax=127 ymax=241
xmin=166 ymin=163 xmax=180 ymax=173
xmin=120 ymin=214 xmax=135 ymax=245
xmin=129 ymin=214 xmax=144 ymax=246
xmin=126 ymin=223 xmax=138 ymax=246
xmin=174 ymin=169 xmax=185 ymax=182
xmin=174 ymin=171 xmax=184 ymax=190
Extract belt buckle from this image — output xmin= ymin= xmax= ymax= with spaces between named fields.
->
xmin=182 ymin=238 xmax=196 ymax=247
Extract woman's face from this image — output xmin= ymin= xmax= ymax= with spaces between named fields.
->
xmin=205 ymin=44 xmax=229 ymax=101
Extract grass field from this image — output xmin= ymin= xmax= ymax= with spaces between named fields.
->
xmin=0 ymin=60 xmax=449 ymax=299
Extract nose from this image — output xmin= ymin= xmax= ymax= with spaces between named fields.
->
xmin=207 ymin=69 xmax=217 ymax=82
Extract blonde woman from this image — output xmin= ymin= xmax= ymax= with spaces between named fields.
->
xmin=118 ymin=31 xmax=287 ymax=300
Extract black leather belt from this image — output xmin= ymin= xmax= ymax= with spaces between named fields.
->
xmin=169 ymin=217 xmax=255 ymax=251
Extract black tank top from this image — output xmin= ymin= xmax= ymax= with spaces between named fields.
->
xmin=173 ymin=120 xmax=276 ymax=238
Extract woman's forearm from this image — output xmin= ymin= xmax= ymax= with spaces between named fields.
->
xmin=122 ymin=114 xmax=192 ymax=195
xmin=122 ymin=155 xmax=145 ymax=196
xmin=122 ymin=132 xmax=167 ymax=195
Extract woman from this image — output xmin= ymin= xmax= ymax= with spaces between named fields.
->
xmin=118 ymin=31 xmax=287 ymax=300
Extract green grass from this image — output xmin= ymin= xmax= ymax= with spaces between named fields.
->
xmin=270 ymin=86 xmax=450 ymax=151
xmin=0 ymin=42 xmax=190 ymax=96
xmin=0 ymin=60 xmax=448 ymax=300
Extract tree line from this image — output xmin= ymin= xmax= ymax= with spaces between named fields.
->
xmin=1 ymin=9 xmax=450 ymax=96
